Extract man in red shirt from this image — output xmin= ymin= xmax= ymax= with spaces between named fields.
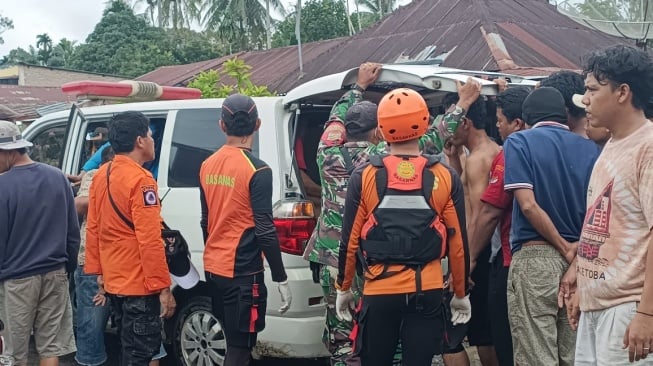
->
xmin=467 ymin=86 xmax=530 ymax=365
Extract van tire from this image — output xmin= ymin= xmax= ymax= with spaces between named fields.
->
xmin=171 ymin=296 xmax=226 ymax=366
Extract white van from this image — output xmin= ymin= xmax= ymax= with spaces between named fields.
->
xmin=22 ymin=65 xmax=538 ymax=365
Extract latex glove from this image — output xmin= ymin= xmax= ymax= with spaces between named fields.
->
xmin=335 ymin=289 xmax=356 ymax=322
xmin=277 ymin=281 xmax=292 ymax=314
xmin=450 ymin=295 xmax=472 ymax=325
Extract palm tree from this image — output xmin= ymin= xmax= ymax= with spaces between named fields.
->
xmin=134 ymin=0 xmax=201 ymax=28
xmin=55 ymin=38 xmax=78 ymax=67
xmin=202 ymin=0 xmax=285 ymax=51
xmin=357 ymin=0 xmax=398 ymax=19
xmin=36 ymin=33 xmax=53 ymax=66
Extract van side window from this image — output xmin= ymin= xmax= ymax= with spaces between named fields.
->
xmin=169 ymin=108 xmax=261 ymax=187
xmin=30 ymin=125 xmax=66 ymax=168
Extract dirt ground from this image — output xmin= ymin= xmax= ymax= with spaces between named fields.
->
xmin=26 ymin=335 xmax=481 ymax=366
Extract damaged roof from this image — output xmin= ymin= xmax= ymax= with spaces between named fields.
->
xmin=0 ymin=86 xmax=74 ymax=121
xmin=138 ymin=0 xmax=629 ymax=93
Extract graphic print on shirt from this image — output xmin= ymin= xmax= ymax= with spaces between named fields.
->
xmin=579 ymin=179 xmax=613 ymax=262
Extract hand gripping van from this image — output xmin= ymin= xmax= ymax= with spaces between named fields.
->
xmin=21 ymin=65 xmax=537 ymax=365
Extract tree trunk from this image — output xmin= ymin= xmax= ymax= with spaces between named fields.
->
xmin=295 ymin=0 xmax=304 ymax=78
xmin=266 ymin=0 xmax=272 ymax=49
xmin=241 ymin=1 xmax=248 ymax=50
xmin=345 ymin=0 xmax=354 ymax=35
xmin=355 ymin=0 xmax=362 ymax=32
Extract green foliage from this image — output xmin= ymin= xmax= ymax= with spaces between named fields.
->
xmin=202 ymin=0 xmax=285 ymax=52
xmin=0 ymin=13 xmax=13 ymax=45
xmin=48 ymin=39 xmax=78 ymax=68
xmin=165 ymin=28 xmax=223 ymax=64
xmin=272 ymin=0 xmax=350 ymax=48
xmin=187 ymin=57 xmax=275 ymax=98
xmin=574 ymin=0 xmax=650 ymax=21
xmin=65 ymin=1 xmax=223 ymax=77
xmin=357 ymin=0 xmax=398 ymax=19
xmin=36 ymin=33 xmax=53 ymax=66
xmin=136 ymin=0 xmax=202 ymax=29
xmin=1 ymin=46 xmax=38 ymax=65
xmin=69 ymin=1 xmax=175 ymax=77
xmin=572 ymin=0 xmax=653 ymax=47
xmin=187 ymin=69 xmax=222 ymax=98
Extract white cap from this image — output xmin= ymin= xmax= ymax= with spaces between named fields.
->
xmin=572 ymin=94 xmax=586 ymax=110
xmin=0 ymin=120 xmax=33 ymax=150
xmin=170 ymin=259 xmax=200 ymax=290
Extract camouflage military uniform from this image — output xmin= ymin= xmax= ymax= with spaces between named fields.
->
xmin=303 ymin=88 xmax=462 ymax=366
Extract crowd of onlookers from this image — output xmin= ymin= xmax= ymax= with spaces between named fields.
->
xmin=1 ymin=43 xmax=652 ymax=366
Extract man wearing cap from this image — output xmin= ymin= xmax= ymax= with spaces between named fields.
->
xmin=85 ymin=111 xmax=175 ymax=366
xmin=302 ymin=62 xmax=385 ymax=366
xmin=200 ymin=94 xmax=291 ymax=366
xmin=0 ymin=120 xmax=80 ymax=366
xmin=502 ymin=87 xmax=600 ymax=365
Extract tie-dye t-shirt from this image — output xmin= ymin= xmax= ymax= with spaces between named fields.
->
xmin=578 ymin=122 xmax=653 ymax=312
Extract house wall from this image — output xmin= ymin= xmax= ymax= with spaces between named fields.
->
xmin=19 ymin=64 xmax=124 ymax=87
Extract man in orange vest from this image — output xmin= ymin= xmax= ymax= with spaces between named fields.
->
xmin=336 ymin=88 xmax=471 ymax=365
xmin=200 ymin=94 xmax=292 ymax=366
xmin=85 ymin=111 xmax=176 ymax=366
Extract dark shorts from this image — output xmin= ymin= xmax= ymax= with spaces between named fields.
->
xmin=467 ymin=245 xmax=493 ymax=347
xmin=108 ymin=294 xmax=162 ymax=366
xmin=207 ymin=272 xmax=268 ymax=349
xmin=353 ymin=290 xmax=444 ymax=366
xmin=488 ymin=251 xmax=513 ymax=366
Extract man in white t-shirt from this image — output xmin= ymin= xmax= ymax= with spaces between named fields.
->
xmin=567 ymin=45 xmax=653 ymax=364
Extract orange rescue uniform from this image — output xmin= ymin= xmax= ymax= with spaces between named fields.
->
xmin=200 ymin=146 xmax=286 ymax=282
xmin=338 ymin=155 xmax=469 ymax=298
xmin=85 ymin=155 xmax=171 ymax=295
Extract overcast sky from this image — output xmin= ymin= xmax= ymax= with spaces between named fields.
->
xmin=0 ymin=0 xmax=413 ymax=57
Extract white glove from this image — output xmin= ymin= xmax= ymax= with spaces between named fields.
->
xmin=450 ymin=294 xmax=472 ymax=325
xmin=335 ymin=289 xmax=356 ymax=322
xmin=277 ymin=281 xmax=292 ymax=314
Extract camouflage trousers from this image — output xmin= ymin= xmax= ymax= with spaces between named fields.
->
xmin=321 ymin=265 xmax=402 ymax=366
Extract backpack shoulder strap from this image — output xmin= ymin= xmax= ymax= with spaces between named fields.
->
xmin=423 ymin=153 xmax=442 ymax=167
xmin=421 ymin=166 xmax=435 ymax=205
xmin=420 ymin=155 xmax=441 ymax=215
xmin=369 ymin=154 xmax=386 ymax=168
xmin=371 ymin=155 xmax=388 ymax=202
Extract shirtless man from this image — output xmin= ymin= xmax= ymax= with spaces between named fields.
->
xmin=445 ymin=78 xmax=500 ymax=366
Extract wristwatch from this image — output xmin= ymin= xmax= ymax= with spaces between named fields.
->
xmin=451 ymin=105 xmax=466 ymax=120
xmin=351 ymin=83 xmax=365 ymax=93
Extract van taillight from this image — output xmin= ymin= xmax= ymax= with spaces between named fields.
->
xmin=274 ymin=218 xmax=316 ymax=255
xmin=273 ymin=200 xmax=316 ymax=255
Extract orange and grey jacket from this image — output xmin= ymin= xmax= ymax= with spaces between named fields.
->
xmin=337 ymin=155 xmax=469 ymax=297
xmin=85 ymin=155 xmax=171 ymax=296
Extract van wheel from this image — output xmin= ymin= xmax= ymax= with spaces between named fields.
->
xmin=171 ymin=296 xmax=226 ymax=366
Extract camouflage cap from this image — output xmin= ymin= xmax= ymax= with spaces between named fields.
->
xmin=0 ymin=120 xmax=33 ymax=150
xmin=345 ymin=101 xmax=378 ymax=135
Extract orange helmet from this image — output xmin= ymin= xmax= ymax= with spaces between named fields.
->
xmin=377 ymin=88 xmax=429 ymax=143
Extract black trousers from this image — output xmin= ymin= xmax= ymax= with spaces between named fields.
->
xmin=354 ymin=289 xmax=444 ymax=366
xmin=488 ymin=251 xmax=514 ymax=366
xmin=207 ymin=272 xmax=267 ymax=366
xmin=108 ymin=294 xmax=162 ymax=366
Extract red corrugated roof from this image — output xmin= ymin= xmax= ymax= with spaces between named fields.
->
xmin=137 ymin=38 xmax=348 ymax=89
xmin=0 ymin=85 xmax=74 ymax=121
xmin=137 ymin=0 xmax=632 ymax=93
